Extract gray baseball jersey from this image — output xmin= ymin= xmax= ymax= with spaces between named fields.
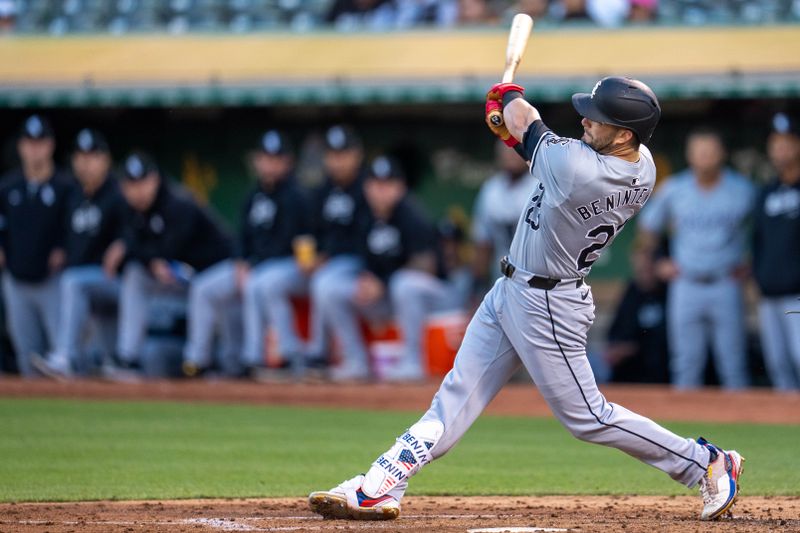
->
xmin=352 ymin=120 xmax=711 ymax=507
xmin=509 ymin=129 xmax=656 ymax=279
xmin=638 ymin=168 xmax=754 ymax=278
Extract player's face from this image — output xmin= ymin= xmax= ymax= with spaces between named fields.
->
xmin=17 ymin=137 xmax=55 ymax=167
xmin=324 ymin=148 xmax=363 ymax=184
xmin=252 ymin=152 xmax=292 ymax=186
xmin=685 ymin=134 xmax=725 ymax=175
xmin=767 ymin=133 xmax=800 ymax=178
xmin=364 ymin=178 xmax=405 ymax=217
xmin=121 ymin=173 xmax=160 ymax=212
xmin=580 ymin=118 xmax=622 ymax=153
xmin=72 ymin=151 xmax=111 ymax=191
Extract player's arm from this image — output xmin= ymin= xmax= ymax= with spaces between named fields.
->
xmin=486 ymin=83 xmax=550 ymax=162
xmin=503 ymin=97 xmax=541 ymax=143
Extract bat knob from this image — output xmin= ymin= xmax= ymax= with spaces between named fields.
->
xmin=490 ymin=114 xmax=503 ymax=126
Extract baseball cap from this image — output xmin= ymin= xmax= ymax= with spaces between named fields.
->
xmin=74 ymin=128 xmax=110 ymax=154
xmin=367 ymin=155 xmax=405 ymax=183
xmin=121 ymin=152 xmax=158 ymax=181
xmin=20 ymin=115 xmax=54 ymax=140
xmin=324 ymin=125 xmax=362 ymax=151
xmin=258 ymin=129 xmax=292 ymax=156
xmin=771 ymin=112 xmax=800 ymax=137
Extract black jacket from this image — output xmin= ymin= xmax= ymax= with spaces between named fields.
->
xmin=237 ymin=178 xmax=310 ymax=265
xmin=361 ymin=195 xmax=437 ymax=282
xmin=0 ymin=170 xmax=74 ymax=282
xmin=64 ymin=176 xmax=126 ymax=268
xmin=753 ymin=179 xmax=800 ymax=296
xmin=310 ymin=174 xmax=370 ymax=258
xmin=122 ymin=182 xmax=233 ymax=273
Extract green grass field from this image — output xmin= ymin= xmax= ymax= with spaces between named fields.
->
xmin=0 ymin=398 xmax=797 ymax=502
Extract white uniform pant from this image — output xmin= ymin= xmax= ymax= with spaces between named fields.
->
xmin=758 ymin=294 xmax=800 ymax=391
xmin=2 ymin=272 xmax=60 ymax=377
xmin=667 ymin=277 xmax=749 ymax=390
xmin=406 ymin=275 xmax=709 ymax=490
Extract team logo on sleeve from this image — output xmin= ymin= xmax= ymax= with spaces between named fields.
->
xmin=524 ymin=183 xmax=545 ymax=231
xmin=545 ymin=137 xmax=570 ymax=147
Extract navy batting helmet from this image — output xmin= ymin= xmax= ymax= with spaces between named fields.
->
xmin=571 ymin=77 xmax=661 ymax=144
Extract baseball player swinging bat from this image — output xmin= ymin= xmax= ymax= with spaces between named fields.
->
xmin=486 ymin=14 xmax=534 ymax=129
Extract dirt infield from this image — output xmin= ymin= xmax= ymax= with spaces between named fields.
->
xmin=2 ymin=378 xmax=800 ymax=532
xmin=2 ymin=377 xmax=800 ymax=424
xmin=1 ymin=495 xmax=799 ymax=533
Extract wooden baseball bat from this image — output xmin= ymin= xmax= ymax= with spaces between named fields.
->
xmin=488 ymin=14 xmax=534 ymax=128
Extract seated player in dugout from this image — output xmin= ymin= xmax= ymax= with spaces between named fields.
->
xmin=316 ymin=156 xmax=466 ymax=382
xmin=189 ymin=130 xmax=311 ymax=378
xmin=308 ymin=77 xmax=744 ymax=522
xmin=304 ymin=125 xmax=372 ymax=371
xmin=102 ymin=152 xmax=234 ymax=374
xmin=31 ymin=129 xmax=126 ymax=379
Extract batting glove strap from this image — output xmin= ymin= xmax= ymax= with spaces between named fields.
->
xmin=486 ymin=82 xmax=525 ymax=102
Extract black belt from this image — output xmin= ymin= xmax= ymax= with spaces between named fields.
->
xmin=500 ymin=256 xmax=583 ymax=290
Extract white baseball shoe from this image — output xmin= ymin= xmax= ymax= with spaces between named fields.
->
xmin=308 ymin=474 xmax=400 ymax=520
xmin=698 ymin=437 xmax=745 ymax=520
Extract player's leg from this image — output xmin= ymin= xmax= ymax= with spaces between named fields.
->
xmin=313 ymin=269 xmax=370 ymax=381
xmin=46 ymin=265 xmax=110 ymax=376
xmin=1 ymin=273 xmax=45 ymax=377
xmin=116 ymin=262 xmax=155 ymax=365
xmin=306 ymin=255 xmax=363 ymax=360
xmin=241 ymin=261 xmax=269 ymax=369
xmin=183 ymin=259 xmax=238 ymax=374
xmin=501 ymin=281 xmax=742 ymax=519
xmin=387 ymin=269 xmax=451 ymax=381
xmin=757 ymin=297 xmax=798 ymax=391
xmin=309 ymin=280 xmax=521 ymax=519
xmin=779 ymin=294 xmax=800 ymax=384
xmin=667 ymin=279 xmax=709 ymax=389
xmin=708 ymin=279 xmax=749 ymax=389
xmin=217 ymin=300 xmax=243 ymax=376
xmin=257 ymin=257 xmax=308 ymax=372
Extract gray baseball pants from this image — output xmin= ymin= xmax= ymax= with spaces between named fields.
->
xmin=116 ymin=262 xmax=187 ymax=364
xmin=307 ymin=255 xmax=364 ymax=359
xmin=667 ymin=277 xmax=749 ymax=390
xmin=1 ymin=272 xmax=61 ymax=377
xmin=758 ymin=294 xmax=800 ymax=391
xmin=403 ymin=274 xmax=709 ymax=493
xmin=52 ymin=265 xmax=119 ymax=372
xmin=241 ymin=257 xmax=308 ymax=367
xmin=183 ymin=259 xmax=243 ymax=375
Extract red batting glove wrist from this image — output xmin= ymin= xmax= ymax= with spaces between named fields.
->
xmin=486 ymin=82 xmax=525 ymax=102
xmin=485 ymin=100 xmax=520 ymax=147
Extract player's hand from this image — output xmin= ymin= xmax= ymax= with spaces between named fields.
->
xmin=654 ymin=258 xmax=680 ymax=282
xmin=102 ymin=240 xmax=126 ymax=278
xmin=234 ymin=260 xmax=250 ymax=291
xmin=150 ymin=258 xmax=176 ymax=285
xmin=355 ymin=273 xmax=385 ymax=306
xmin=486 ymin=83 xmax=524 ymax=148
xmin=486 ymin=100 xmax=520 ymax=147
xmin=48 ymin=248 xmax=66 ymax=274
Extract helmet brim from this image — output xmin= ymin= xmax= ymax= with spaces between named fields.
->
xmin=571 ymin=93 xmax=612 ymax=124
